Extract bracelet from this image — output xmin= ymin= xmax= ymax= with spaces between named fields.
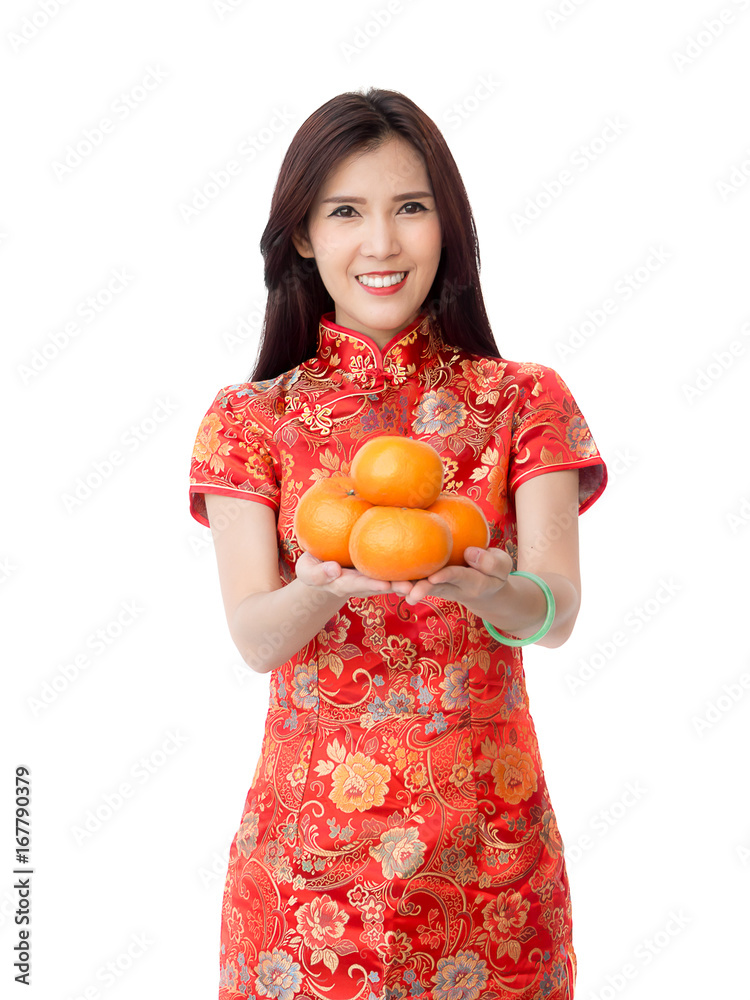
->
xmin=482 ymin=571 xmax=556 ymax=647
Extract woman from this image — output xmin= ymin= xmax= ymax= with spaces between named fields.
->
xmin=188 ymin=87 xmax=607 ymax=1000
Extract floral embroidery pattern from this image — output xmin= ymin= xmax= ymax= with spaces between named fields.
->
xmin=370 ymin=826 xmax=426 ymax=879
xmin=189 ymin=310 xmax=607 ymax=998
xmin=482 ymin=891 xmax=532 ymax=961
xmin=255 ymin=950 xmax=303 ymax=1000
xmin=432 ymin=950 xmax=488 ymax=1000
xmin=328 ymin=750 xmax=391 ymax=814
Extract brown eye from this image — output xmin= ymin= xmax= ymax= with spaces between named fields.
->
xmin=329 ymin=206 xmax=358 ymax=218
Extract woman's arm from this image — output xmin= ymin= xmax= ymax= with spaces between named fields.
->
xmin=394 ymin=469 xmax=583 ymax=648
xmin=462 ymin=469 xmax=582 ymax=648
xmin=203 ymin=492 xmax=413 ymax=674
xmin=204 ymin=493 xmax=349 ymax=674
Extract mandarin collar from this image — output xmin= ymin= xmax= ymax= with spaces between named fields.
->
xmin=273 ymin=311 xmax=443 ymax=438
xmin=315 ymin=310 xmax=435 ymax=386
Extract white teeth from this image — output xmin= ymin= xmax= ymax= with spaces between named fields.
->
xmin=357 ymin=271 xmax=406 ymax=288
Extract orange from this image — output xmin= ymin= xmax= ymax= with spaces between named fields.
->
xmin=293 ymin=476 xmax=372 ymax=566
xmin=349 ymin=506 xmax=453 ymax=581
xmin=425 ymin=493 xmax=491 ymax=566
xmin=350 ymin=435 xmax=444 ymax=509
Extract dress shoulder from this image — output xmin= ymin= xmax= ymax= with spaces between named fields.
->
xmin=504 ymin=360 xmax=608 ymax=513
xmin=187 ymin=381 xmax=283 ymax=528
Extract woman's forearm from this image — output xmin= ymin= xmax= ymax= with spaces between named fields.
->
xmin=229 ymin=578 xmax=349 ymax=674
xmin=229 ymin=566 xmax=579 ymax=673
xmin=461 ymin=571 xmax=581 ymax=649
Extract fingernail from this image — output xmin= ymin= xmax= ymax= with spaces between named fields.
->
xmin=326 ymin=567 xmax=338 ymax=579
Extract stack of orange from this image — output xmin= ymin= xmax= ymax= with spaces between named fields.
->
xmin=293 ymin=435 xmax=490 ymax=581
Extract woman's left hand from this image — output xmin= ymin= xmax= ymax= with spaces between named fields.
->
xmin=390 ymin=546 xmax=514 ymax=608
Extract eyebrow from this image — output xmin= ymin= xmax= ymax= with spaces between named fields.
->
xmin=320 ymin=191 xmax=434 ymax=204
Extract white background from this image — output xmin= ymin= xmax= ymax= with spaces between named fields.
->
xmin=3 ymin=0 xmax=749 ymax=997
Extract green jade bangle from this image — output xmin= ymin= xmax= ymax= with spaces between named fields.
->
xmin=482 ymin=571 xmax=556 ymax=647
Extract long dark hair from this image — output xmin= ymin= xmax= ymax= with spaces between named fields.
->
xmin=248 ymin=87 xmax=502 ymax=382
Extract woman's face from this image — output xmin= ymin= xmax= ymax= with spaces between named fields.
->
xmin=293 ymin=136 xmax=443 ymax=350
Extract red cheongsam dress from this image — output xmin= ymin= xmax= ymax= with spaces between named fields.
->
xmin=188 ymin=310 xmax=608 ymax=1000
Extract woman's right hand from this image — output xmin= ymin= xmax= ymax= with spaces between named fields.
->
xmin=295 ymin=550 xmax=411 ymax=600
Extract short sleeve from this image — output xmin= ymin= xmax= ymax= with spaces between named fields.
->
xmin=508 ymin=364 xmax=607 ymax=514
xmin=188 ymin=384 xmax=280 ymax=528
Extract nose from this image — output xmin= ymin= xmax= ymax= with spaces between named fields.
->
xmin=359 ymin=212 xmax=401 ymax=261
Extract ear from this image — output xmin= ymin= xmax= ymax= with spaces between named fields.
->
xmin=292 ymin=226 xmax=314 ymax=258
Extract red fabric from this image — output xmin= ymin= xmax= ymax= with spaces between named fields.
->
xmin=188 ymin=311 xmax=607 ymax=999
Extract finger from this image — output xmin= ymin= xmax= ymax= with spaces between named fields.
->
xmin=353 ymin=570 xmax=391 ymax=593
xmin=425 ymin=565 xmax=465 ymax=586
xmin=405 ymin=581 xmax=431 ymax=605
xmin=297 ymin=551 xmax=326 ymax=578
xmin=464 ymin=546 xmax=512 ymax=580
xmin=299 ymin=557 xmax=341 ymax=588
xmin=299 ymin=550 xmax=322 ymax=566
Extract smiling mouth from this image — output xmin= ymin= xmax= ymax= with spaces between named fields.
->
xmin=356 ymin=271 xmax=408 ymax=288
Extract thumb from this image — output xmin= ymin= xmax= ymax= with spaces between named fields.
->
xmin=465 ymin=546 xmax=512 ymax=579
xmin=323 ymin=562 xmax=340 ymax=581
